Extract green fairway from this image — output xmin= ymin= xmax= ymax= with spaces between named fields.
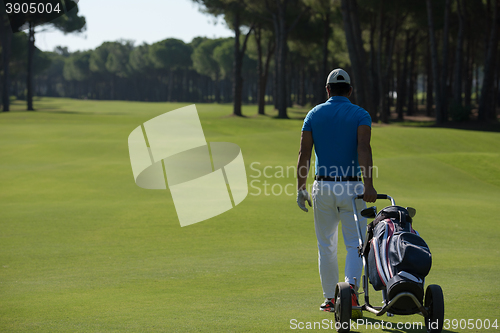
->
xmin=1 ymin=98 xmax=499 ymax=332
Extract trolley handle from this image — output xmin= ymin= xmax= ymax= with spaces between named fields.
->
xmin=356 ymin=194 xmax=388 ymax=200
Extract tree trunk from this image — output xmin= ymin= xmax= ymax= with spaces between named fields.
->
xmin=215 ymin=72 xmax=220 ymax=104
xmin=287 ymin=57 xmax=293 ymax=107
xmin=275 ymin=4 xmax=288 ymax=118
xmin=475 ymin=61 xmax=479 ymax=106
xmin=464 ymin=37 xmax=473 ymax=108
xmin=407 ymin=33 xmax=417 ymax=116
xmin=378 ymin=2 xmax=398 ymax=123
xmin=261 ymin=40 xmax=274 ymax=113
xmin=479 ymin=0 xmax=499 ymax=121
xmin=167 ymin=71 xmax=173 ymax=101
xmin=395 ymin=48 xmax=402 ymax=120
xmin=426 ymin=0 xmax=443 ymax=124
xmin=452 ymin=0 xmax=465 ymax=107
xmin=369 ymin=15 xmax=379 ymax=112
xmin=273 ymin=44 xmax=278 ymax=110
xmin=426 ymin=41 xmax=434 ymax=117
xmin=233 ymin=11 xmax=243 ymax=116
xmin=341 ymin=0 xmax=376 ymax=119
xmin=27 ymin=22 xmax=35 ymax=111
xmin=440 ymin=0 xmax=451 ymax=122
xmin=396 ymin=31 xmax=410 ymax=121
xmin=319 ymin=12 xmax=330 ymax=104
xmin=268 ymin=0 xmax=305 ymax=118
xmin=1 ymin=10 xmax=12 ymax=112
xmin=255 ymin=27 xmax=274 ymax=115
xmin=496 ymin=60 xmax=500 ymax=115
xmin=376 ymin=2 xmax=385 ymax=122
xmin=388 ymin=67 xmax=394 ymax=111
xmin=255 ymin=26 xmax=264 ymax=114
xmin=298 ymin=63 xmax=306 ymax=106
xmin=341 ymin=0 xmax=362 ymax=104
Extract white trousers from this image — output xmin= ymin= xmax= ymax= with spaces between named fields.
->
xmin=312 ymin=180 xmax=367 ymax=298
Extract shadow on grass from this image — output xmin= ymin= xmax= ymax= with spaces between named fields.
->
xmin=388 ymin=110 xmax=500 ymax=132
xmin=3 ymin=109 xmax=96 ymax=115
xmin=267 ymin=109 xmax=307 ymax=121
xmin=393 ymin=118 xmax=500 ymax=133
xmin=270 ymin=114 xmax=305 ymax=121
xmin=221 ymin=113 xmax=249 ymax=118
xmin=3 ymin=109 xmax=128 ymax=116
xmin=39 ymin=110 xmax=93 ymax=115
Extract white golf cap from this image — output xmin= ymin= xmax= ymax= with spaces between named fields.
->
xmin=326 ymin=68 xmax=351 ymax=84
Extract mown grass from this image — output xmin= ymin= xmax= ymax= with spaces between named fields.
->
xmin=1 ymin=98 xmax=499 ymax=332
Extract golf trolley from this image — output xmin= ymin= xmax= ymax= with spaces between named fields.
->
xmin=333 ymin=194 xmax=444 ymax=333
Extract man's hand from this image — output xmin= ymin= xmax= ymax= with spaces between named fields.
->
xmin=363 ymin=185 xmax=377 ymax=203
xmin=297 ymin=189 xmax=312 ymax=212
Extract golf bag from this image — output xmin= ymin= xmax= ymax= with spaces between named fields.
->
xmin=363 ymin=206 xmax=432 ymax=314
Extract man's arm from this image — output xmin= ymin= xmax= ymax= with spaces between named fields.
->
xmin=357 ymin=125 xmax=377 ymax=202
xmin=297 ymin=131 xmax=313 ymax=191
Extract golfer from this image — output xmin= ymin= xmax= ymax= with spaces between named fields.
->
xmin=296 ymin=68 xmax=377 ymax=316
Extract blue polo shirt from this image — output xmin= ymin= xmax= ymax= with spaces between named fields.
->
xmin=302 ymin=96 xmax=371 ymax=177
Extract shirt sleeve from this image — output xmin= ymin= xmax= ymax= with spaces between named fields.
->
xmin=358 ymin=109 xmax=372 ymax=127
xmin=302 ymin=110 xmax=313 ymax=131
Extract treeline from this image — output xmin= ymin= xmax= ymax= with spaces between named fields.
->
xmin=36 ymin=37 xmax=260 ymax=104
xmin=9 ymin=32 xmax=326 ymax=109
xmin=3 ymin=0 xmax=500 ymax=123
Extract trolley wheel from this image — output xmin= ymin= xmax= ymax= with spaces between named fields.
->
xmin=334 ymin=282 xmax=352 ymax=333
xmin=424 ymin=284 xmax=444 ymax=333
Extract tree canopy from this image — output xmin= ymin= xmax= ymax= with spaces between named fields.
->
xmin=2 ymin=0 xmax=499 ymax=123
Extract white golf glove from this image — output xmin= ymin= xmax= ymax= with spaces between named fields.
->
xmin=297 ymin=189 xmax=312 ymax=212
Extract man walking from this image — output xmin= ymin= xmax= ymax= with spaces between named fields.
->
xmin=296 ymin=68 xmax=377 ymax=316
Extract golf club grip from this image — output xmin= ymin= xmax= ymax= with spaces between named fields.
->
xmin=356 ymin=194 xmax=388 ymax=200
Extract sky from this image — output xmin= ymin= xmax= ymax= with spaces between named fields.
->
xmin=35 ymin=0 xmax=234 ymax=52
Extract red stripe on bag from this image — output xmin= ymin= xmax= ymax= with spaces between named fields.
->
xmin=386 ymin=220 xmax=395 ymax=278
xmin=372 ymin=238 xmax=387 ymax=286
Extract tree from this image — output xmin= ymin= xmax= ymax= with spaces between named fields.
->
xmin=192 ymin=38 xmax=224 ymax=102
xmin=213 ymin=38 xmax=235 ymax=102
xmin=251 ymin=24 xmax=274 ymax=114
xmin=375 ymin=0 xmax=403 ymax=123
xmin=213 ymin=38 xmax=234 ymax=80
xmin=452 ymin=0 xmax=465 ymax=107
xmin=230 ymin=7 xmax=254 ymax=115
xmin=266 ymin=0 xmax=309 ymax=118
xmin=478 ymin=0 xmax=499 ymax=121
xmin=10 ymin=0 xmax=495 ymax=124
xmin=193 ymin=0 xmax=255 ymax=116
xmin=150 ymin=38 xmax=192 ymax=102
xmin=426 ymin=0 xmax=444 ymax=124
xmin=9 ymin=31 xmax=28 ymax=99
xmin=440 ymin=0 xmax=451 ymax=123
xmin=0 ymin=3 xmax=13 ymax=111
xmin=42 ymin=50 xmax=66 ymax=97
xmin=89 ymin=42 xmax=113 ymax=99
xmin=63 ymin=51 xmax=91 ymax=98
xmin=129 ymin=43 xmax=155 ymax=101
xmin=6 ymin=0 xmax=85 ymax=110
xmin=287 ymin=11 xmax=325 ymax=106
xmin=395 ymin=30 xmax=412 ymax=121
xmin=340 ymin=0 xmax=376 ymax=120
xmin=304 ymin=0 xmax=333 ymax=104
